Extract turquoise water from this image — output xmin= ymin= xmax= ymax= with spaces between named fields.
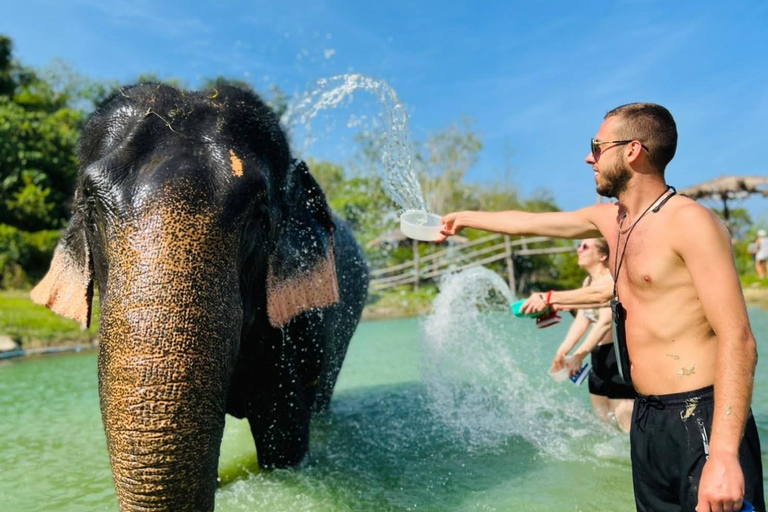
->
xmin=1 ymin=310 xmax=766 ymax=511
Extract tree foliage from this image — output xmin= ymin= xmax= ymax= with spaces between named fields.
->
xmin=0 ymin=33 xmax=582 ymax=293
xmin=0 ymin=36 xmax=15 ymax=97
xmin=417 ymin=117 xmax=483 ymax=214
xmin=0 ymin=39 xmax=84 ymax=232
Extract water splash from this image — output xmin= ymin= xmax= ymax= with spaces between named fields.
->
xmin=420 ymin=267 xmax=598 ymax=459
xmin=282 ymin=74 xmax=429 ymax=213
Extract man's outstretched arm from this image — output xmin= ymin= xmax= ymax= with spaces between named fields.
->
xmin=437 ymin=205 xmax=607 ymax=242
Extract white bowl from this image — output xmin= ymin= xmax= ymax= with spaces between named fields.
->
xmin=548 ymin=366 xmax=570 ymax=383
xmin=399 ymin=210 xmax=443 ymax=242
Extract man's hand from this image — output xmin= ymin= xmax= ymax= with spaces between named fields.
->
xmin=696 ymin=454 xmax=745 ymax=512
xmin=521 ymin=293 xmax=549 ymax=315
xmin=436 ymin=212 xmax=464 ymax=243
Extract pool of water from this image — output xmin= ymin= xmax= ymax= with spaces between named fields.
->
xmin=1 ymin=309 xmax=766 ymax=511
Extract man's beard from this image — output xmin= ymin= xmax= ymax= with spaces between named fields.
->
xmin=596 ymin=159 xmax=632 ymax=198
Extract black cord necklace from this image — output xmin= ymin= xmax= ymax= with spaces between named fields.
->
xmin=613 ymin=186 xmax=676 ymax=297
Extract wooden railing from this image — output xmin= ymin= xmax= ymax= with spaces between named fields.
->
xmin=369 ymin=235 xmax=575 ymax=292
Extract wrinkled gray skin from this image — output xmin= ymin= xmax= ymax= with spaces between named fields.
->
xmin=32 ymin=83 xmax=368 ymax=511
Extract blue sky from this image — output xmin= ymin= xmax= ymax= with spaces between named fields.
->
xmin=2 ymin=0 xmax=767 ymax=226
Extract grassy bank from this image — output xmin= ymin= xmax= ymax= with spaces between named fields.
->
xmin=1 ymin=285 xmax=439 ymax=348
xmin=2 ymin=278 xmax=766 ymax=349
xmin=0 ymin=289 xmax=100 ymax=349
xmin=362 ymin=285 xmax=438 ymax=320
xmin=742 ymin=275 xmax=768 ymax=309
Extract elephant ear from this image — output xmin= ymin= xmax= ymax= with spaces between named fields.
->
xmin=30 ymin=209 xmax=94 ymax=329
xmin=266 ymin=160 xmax=340 ymax=328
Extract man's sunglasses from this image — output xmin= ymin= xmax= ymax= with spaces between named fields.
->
xmin=590 ymin=138 xmax=649 ymax=161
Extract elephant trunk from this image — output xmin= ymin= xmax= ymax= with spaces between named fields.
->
xmin=98 ymin=199 xmax=242 ymax=511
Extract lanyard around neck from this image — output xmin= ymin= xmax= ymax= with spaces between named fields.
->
xmin=612 ymin=186 xmax=676 ymax=298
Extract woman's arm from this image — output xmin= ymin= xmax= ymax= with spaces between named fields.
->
xmin=552 ymin=310 xmax=590 ymax=371
xmin=520 ymin=281 xmax=613 ymax=315
xmin=566 ymin=307 xmax=612 ymax=376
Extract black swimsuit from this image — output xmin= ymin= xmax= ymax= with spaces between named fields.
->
xmin=588 ymin=343 xmax=637 ymax=399
xmin=630 ymin=386 xmax=765 ymax=511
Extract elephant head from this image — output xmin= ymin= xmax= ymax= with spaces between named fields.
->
xmin=32 ymin=83 xmax=368 ymax=511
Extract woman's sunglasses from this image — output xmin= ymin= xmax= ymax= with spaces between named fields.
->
xmin=590 ymin=138 xmax=649 ymax=161
xmin=577 ymin=242 xmax=590 ymax=251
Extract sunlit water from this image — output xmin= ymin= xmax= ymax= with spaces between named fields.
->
xmin=282 ymin=74 xmax=429 ymax=214
xmin=2 ymin=296 xmax=766 ymax=511
xmin=422 ymin=268 xmax=600 ymax=459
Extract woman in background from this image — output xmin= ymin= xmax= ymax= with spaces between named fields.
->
xmin=528 ymin=238 xmax=635 ymax=431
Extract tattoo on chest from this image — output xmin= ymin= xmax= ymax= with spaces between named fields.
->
xmin=666 ymin=353 xmax=680 ymax=360
xmin=678 ymin=364 xmax=696 ymax=377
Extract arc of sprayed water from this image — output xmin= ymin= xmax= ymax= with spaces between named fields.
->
xmin=281 ymin=74 xmax=430 ymax=213
xmin=421 ymin=267 xmax=600 ymax=458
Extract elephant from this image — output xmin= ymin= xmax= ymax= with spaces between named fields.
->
xmin=31 ymin=83 xmax=369 ymax=511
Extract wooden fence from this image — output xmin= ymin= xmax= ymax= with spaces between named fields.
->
xmin=369 ymin=234 xmax=576 ymax=292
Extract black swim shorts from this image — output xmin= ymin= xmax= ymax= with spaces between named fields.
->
xmin=630 ymin=385 xmax=765 ymax=512
xmin=588 ymin=343 xmax=637 ymax=399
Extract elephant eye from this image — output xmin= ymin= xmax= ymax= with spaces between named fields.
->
xmin=80 ymin=163 xmax=107 ymax=203
xmin=79 ymin=176 xmax=104 ymax=216
xmin=80 ymin=179 xmax=96 ymax=204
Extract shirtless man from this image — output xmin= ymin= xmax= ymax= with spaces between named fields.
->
xmin=437 ymin=103 xmax=764 ymax=512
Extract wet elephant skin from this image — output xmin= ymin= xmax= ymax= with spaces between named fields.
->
xmin=31 ymin=83 xmax=369 ymax=511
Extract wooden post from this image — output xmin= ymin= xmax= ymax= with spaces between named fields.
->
xmin=722 ymin=196 xmax=732 ymax=234
xmin=413 ymin=238 xmax=420 ymax=292
xmin=504 ymin=235 xmax=516 ymax=293
xmin=518 ymin=236 xmax=529 ymax=296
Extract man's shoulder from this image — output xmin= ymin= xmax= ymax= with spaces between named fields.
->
xmin=664 ymin=196 xmax=721 ymax=226
xmin=662 ymin=196 xmax=731 ymax=250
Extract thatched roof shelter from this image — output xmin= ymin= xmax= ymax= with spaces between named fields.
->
xmin=679 ymin=175 xmax=768 ymax=230
xmin=679 ymin=175 xmax=768 ymax=200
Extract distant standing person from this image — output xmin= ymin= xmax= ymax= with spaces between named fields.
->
xmin=754 ymin=229 xmax=767 ymax=279
xmin=541 ymin=238 xmax=635 ymax=431
xmin=437 ymin=103 xmax=763 ymax=512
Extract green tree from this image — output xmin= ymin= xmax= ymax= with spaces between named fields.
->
xmin=417 ymin=118 xmax=483 ymax=214
xmin=711 ymin=205 xmax=752 ymax=240
xmin=307 ymin=158 xmax=345 ymax=200
xmin=0 ymin=35 xmax=14 ymax=97
xmin=264 ymin=84 xmax=290 ymax=119
xmin=0 ymin=35 xmax=86 ymax=288
xmin=0 ymin=96 xmax=82 ymax=230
